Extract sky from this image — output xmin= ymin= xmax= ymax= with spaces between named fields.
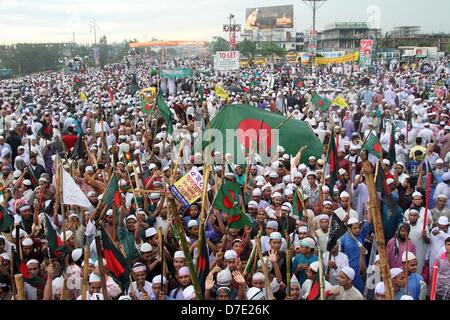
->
xmin=0 ymin=0 xmax=449 ymax=44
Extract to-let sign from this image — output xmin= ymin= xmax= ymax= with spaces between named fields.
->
xmin=215 ymin=51 xmax=240 ymax=71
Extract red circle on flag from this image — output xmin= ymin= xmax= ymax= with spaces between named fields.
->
xmin=144 ymin=104 xmax=152 ymax=111
xmin=318 ymin=99 xmax=324 ymax=107
xmin=237 ymin=119 xmax=273 ymax=153
xmin=373 ymin=143 xmax=381 ymax=153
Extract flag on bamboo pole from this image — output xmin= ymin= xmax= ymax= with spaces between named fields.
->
xmin=0 ymin=205 xmax=13 ymax=232
xmin=327 ymin=130 xmax=340 ymax=190
xmin=141 ymin=95 xmax=154 ymax=116
xmin=197 ymin=85 xmax=205 ymax=101
xmin=100 ymin=226 xmax=131 ymax=291
xmin=38 ymin=120 xmax=53 ymax=140
xmin=79 ymin=91 xmax=87 ymax=101
xmin=70 ymin=134 xmax=87 ymax=160
xmin=294 ymin=77 xmax=306 ymax=90
xmin=102 ymin=174 xmax=121 ymax=208
xmin=196 ymin=226 xmax=209 ymax=295
xmin=387 ymin=124 xmax=396 ymax=164
xmin=326 ymin=213 xmax=347 ymax=252
xmin=306 ymin=272 xmax=321 ymax=300
xmin=214 ymin=85 xmax=229 ymax=101
xmin=61 ymin=169 xmax=95 ymax=210
xmin=312 ymin=92 xmax=332 ymax=111
xmin=363 ymin=134 xmax=382 ymax=158
xmin=291 ymin=191 xmax=304 ymax=219
xmin=12 ymin=248 xmax=45 ymax=286
xmin=44 ymin=214 xmax=65 ymax=258
xmin=73 ymin=76 xmax=84 ymax=88
xmin=213 ymin=180 xmax=242 ymax=214
xmin=156 ymin=92 xmax=174 ymax=134
xmin=332 ymin=95 xmax=349 ymax=109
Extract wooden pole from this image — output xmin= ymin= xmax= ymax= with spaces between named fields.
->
xmin=94 ymin=236 xmax=110 ymax=300
xmin=284 ymin=230 xmax=291 ymax=297
xmin=256 ymin=235 xmax=273 ymax=300
xmin=14 ymin=274 xmax=26 ymax=300
xmin=196 ymin=165 xmax=210 ymax=265
xmin=81 ymin=244 xmax=90 ymax=300
xmin=362 ymin=161 xmax=394 ymax=300
xmin=318 ymin=246 xmax=326 ymax=300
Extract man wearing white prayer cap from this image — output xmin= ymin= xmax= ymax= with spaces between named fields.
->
xmin=401 ymin=251 xmax=426 ymax=300
xmin=77 ymin=273 xmax=102 ymax=300
xmin=390 ymin=267 xmax=407 ymax=300
xmin=315 ymin=214 xmax=330 ymax=252
xmin=327 ymin=266 xmax=363 ymax=300
xmin=333 ymin=191 xmax=358 ymax=222
xmin=169 ymin=266 xmax=191 ymax=300
xmin=128 ymin=262 xmax=153 ymax=300
xmin=151 ymin=275 xmax=173 ymax=300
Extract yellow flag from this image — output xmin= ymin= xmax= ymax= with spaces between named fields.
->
xmin=215 ymin=85 xmax=229 ymax=101
xmin=79 ymin=92 xmax=87 ymax=101
xmin=332 ymin=95 xmax=349 ymax=109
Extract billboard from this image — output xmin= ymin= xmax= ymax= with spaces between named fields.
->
xmin=359 ymin=39 xmax=374 ymax=67
xmin=246 ymin=5 xmax=294 ymax=30
xmin=215 ymin=51 xmax=240 ymax=72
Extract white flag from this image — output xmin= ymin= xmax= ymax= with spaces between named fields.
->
xmin=62 ymin=169 xmax=95 ymax=210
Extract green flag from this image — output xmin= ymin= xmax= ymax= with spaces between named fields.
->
xmin=141 ymin=96 xmax=154 ymax=116
xmin=363 ymin=134 xmax=382 ymax=158
xmin=214 ymin=180 xmax=242 ymax=214
xmin=102 ymin=174 xmax=121 ymax=207
xmin=198 ymin=85 xmax=205 ymax=102
xmin=311 ymin=92 xmax=332 ymax=111
xmin=0 ymin=206 xmax=13 ymax=232
xmin=228 ymin=207 xmax=253 ymax=230
xmin=294 ymin=77 xmax=306 ymax=90
xmin=292 ymin=191 xmax=304 ymax=219
xmin=199 ymin=104 xmax=322 ymax=165
xmin=156 ymin=92 xmax=174 ymax=134
xmin=387 ymin=124 xmax=396 ymax=164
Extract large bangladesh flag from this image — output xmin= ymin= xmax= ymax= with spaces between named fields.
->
xmin=100 ymin=226 xmax=131 ymax=291
xmin=311 ymin=93 xmax=332 ymax=111
xmin=363 ymin=134 xmax=382 ymax=158
xmin=200 ymin=105 xmax=322 ymax=165
xmin=294 ymin=77 xmax=306 ymax=90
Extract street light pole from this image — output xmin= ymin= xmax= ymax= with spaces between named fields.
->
xmin=90 ymin=18 xmax=99 ymax=45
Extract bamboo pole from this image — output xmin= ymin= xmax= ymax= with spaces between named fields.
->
xmin=14 ymin=274 xmax=26 ymax=300
xmin=284 ymin=230 xmax=291 ymax=297
xmin=94 ymin=236 xmax=110 ymax=300
xmin=256 ymin=235 xmax=273 ymax=300
xmin=362 ymin=161 xmax=394 ymax=300
xmin=317 ymin=246 xmax=325 ymax=300
xmin=196 ymin=165 xmax=211 ymax=264
xmin=81 ymin=244 xmax=90 ymax=300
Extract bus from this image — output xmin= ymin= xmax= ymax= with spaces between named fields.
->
xmin=240 ymin=57 xmax=250 ymax=68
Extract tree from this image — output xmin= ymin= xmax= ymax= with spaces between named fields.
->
xmin=98 ymin=35 xmax=109 ymax=66
xmin=209 ymin=37 xmax=230 ymax=54
xmin=237 ymin=39 xmax=257 ymax=59
xmin=258 ymin=43 xmax=286 ymax=57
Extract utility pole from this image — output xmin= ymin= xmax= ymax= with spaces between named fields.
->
xmin=90 ymin=18 xmax=99 ymax=45
xmin=303 ymin=0 xmax=327 ymax=32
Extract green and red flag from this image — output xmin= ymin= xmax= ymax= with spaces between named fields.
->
xmin=38 ymin=120 xmax=53 ymax=140
xmin=196 ymin=226 xmax=209 ymax=295
xmin=141 ymin=95 xmax=154 ymax=116
xmin=0 ymin=206 xmax=13 ymax=232
xmin=44 ymin=214 xmax=64 ymax=257
xmin=199 ymin=104 xmax=322 ymax=165
xmin=306 ymin=272 xmax=321 ymax=300
xmin=100 ymin=226 xmax=131 ymax=291
xmin=294 ymin=77 xmax=306 ymax=90
xmin=228 ymin=207 xmax=253 ymax=230
xmin=292 ymin=191 xmax=304 ymax=219
xmin=214 ymin=180 xmax=242 ymax=214
xmin=102 ymin=174 xmax=121 ymax=208
xmin=156 ymin=92 xmax=174 ymax=134
xmin=312 ymin=92 xmax=332 ymax=112
xmin=12 ymin=248 xmax=45 ymax=286
xmin=363 ymin=133 xmax=382 ymax=158
xmin=327 ymin=129 xmax=340 ymax=190
xmin=387 ymin=124 xmax=396 ymax=164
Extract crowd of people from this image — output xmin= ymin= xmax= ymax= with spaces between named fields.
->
xmin=0 ymin=52 xmax=449 ymax=301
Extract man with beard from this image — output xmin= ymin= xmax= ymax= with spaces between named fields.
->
xmin=387 ymin=223 xmax=417 ymax=269
xmin=118 ymin=211 xmax=140 ymax=265
xmin=406 ymin=209 xmax=429 ymax=275
xmin=345 ymin=146 xmax=362 ymax=177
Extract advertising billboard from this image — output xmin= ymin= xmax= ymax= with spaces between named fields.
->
xmin=359 ymin=39 xmax=374 ymax=67
xmin=245 ymin=5 xmax=294 ymax=30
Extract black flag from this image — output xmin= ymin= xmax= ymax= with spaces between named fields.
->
xmin=70 ymin=134 xmax=87 ymax=160
xmin=326 ymin=213 xmax=347 ymax=251
xmin=196 ymin=226 xmax=210 ymax=295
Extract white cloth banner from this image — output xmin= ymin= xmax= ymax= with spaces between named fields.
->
xmin=62 ymin=169 xmax=95 ymax=210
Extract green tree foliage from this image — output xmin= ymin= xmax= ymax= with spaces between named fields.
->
xmin=258 ymin=43 xmax=286 ymax=57
xmin=209 ymin=37 xmax=230 ymax=54
xmin=237 ymin=39 xmax=257 ymax=59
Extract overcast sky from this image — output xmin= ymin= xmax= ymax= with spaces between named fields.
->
xmin=0 ymin=0 xmax=449 ymax=44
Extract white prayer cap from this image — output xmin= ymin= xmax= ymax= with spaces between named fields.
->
xmin=317 ymin=214 xmax=329 ymax=222
xmin=322 ymin=185 xmax=330 ymax=193
xmin=106 ymin=209 xmax=113 ymax=216
xmin=298 ymin=226 xmax=308 ymax=233
xmin=402 ymin=251 xmax=416 ymax=262
xmin=145 ymin=227 xmax=157 ymax=238
xmin=387 ymin=178 xmax=395 ymax=185
xmin=400 ymin=295 xmax=414 ymax=300
xmin=252 ymin=272 xmax=265 ymax=281
xmin=247 ymin=287 xmax=264 ymax=300
xmin=216 ymin=269 xmax=232 ymax=286
xmin=437 ymin=194 xmax=448 ymax=200
xmin=412 ymin=191 xmax=422 ymax=198
xmin=390 ymin=268 xmax=404 ymax=279
xmin=269 ymin=232 xmax=282 ymax=241
xmin=183 ymin=285 xmax=196 ymax=300
xmin=396 ymin=162 xmax=404 ymax=167
xmin=300 ymin=237 xmax=315 ymax=249
xmin=178 ymin=266 xmax=190 ymax=277
xmin=269 ymin=171 xmax=278 ymax=179
xmin=284 ymin=188 xmax=294 ymax=196
xmin=261 ymin=183 xmax=271 ymax=192
xmin=125 ymin=215 xmax=137 ymax=222
xmin=340 ymin=191 xmax=350 ymax=199
xmin=298 ymin=164 xmax=307 ymax=171
xmin=26 ymin=259 xmax=39 ymax=267
xmin=52 ymin=277 xmax=64 ymax=295
xmin=13 ymin=170 xmax=22 ymax=178
xmin=382 ymin=159 xmax=390 ymax=166
xmin=87 ymin=191 xmax=97 ymax=197
xmin=272 ymin=192 xmax=282 ymax=199
xmin=310 ymin=261 xmax=320 ymax=273
xmin=118 ymin=295 xmax=132 ymax=300
xmin=152 ymin=275 xmax=167 ymax=285
xmin=0 ymin=253 xmax=10 ymax=261
xmin=436 ymin=159 xmax=444 ymax=164
xmin=85 ymin=166 xmax=94 ymax=172
xmin=174 ymin=251 xmax=185 ymax=260
xmin=71 ymin=248 xmax=83 ymax=262
xmin=187 ymin=220 xmax=198 ymax=228
xmin=140 ymin=243 xmax=152 ymax=253
xmin=23 ymin=179 xmax=32 ymax=186
xmin=248 ymin=201 xmax=258 ymax=209
xmin=81 ymin=259 xmax=94 ymax=267
xmin=224 ymin=250 xmax=237 ymax=261
xmin=293 ymin=171 xmax=302 ymax=178
xmin=252 ymin=188 xmax=262 ymax=196
xmin=61 ymin=230 xmax=73 ymax=240
xmin=338 ymin=168 xmax=347 ymax=176
xmin=132 ymin=262 xmax=147 ymax=273
xmin=438 ymin=216 xmax=449 ymax=226
xmin=375 ymin=282 xmax=385 ymax=295
xmin=323 ymin=200 xmax=332 ymax=206
xmin=89 ymin=273 xmax=102 ymax=283
xmin=266 ymin=220 xmax=278 ymax=230
xmin=21 ymin=238 xmax=33 ymax=246
xmin=348 ymin=217 xmax=359 ymax=225
xmin=281 ymin=202 xmax=292 ymax=212
xmin=340 ymin=267 xmax=355 ymax=281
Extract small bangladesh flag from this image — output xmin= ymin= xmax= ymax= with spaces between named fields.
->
xmin=363 ymin=133 xmax=382 ymax=158
xmin=214 ymin=180 xmax=242 ymax=214
xmin=327 ymin=129 xmax=340 ymax=190
xmin=228 ymin=207 xmax=253 ymax=230
xmin=294 ymin=77 xmax=305 ymax=90
xmin=141 ymin=95 xmax=154 ymax=116
xmin=38 ymin=120 xmax=53 ymax=140
xmin=197 ymin=226 xmax=209 ymax=295
xmin=44 ymin=214 xmax=65 ymax=258
xmin=312 ymin=92 xmax=332 ymax=111
xmin=100 ymin=226 xmax=131 ymax=291
xmin=292 ymin=190 xmax=304 ymax=219
xmin=73 ymin=76 xmax=84 ymax=88
xmin=102 ymin=174 xmax=121 ymax=208
xmin=0 ymin=206 xmax=13 ymax=232
xmin=12 ymin=248 xmax=45 ymax=286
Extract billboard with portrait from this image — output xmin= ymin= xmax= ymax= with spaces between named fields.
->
xmin=245 ymin=5 xmax=294 ymax=30
xmin=359 ymin=39 xmax=374 ymax=67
